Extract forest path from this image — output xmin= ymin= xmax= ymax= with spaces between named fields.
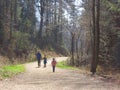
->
xmin=0 ymin=57 xmax=119 ymax=90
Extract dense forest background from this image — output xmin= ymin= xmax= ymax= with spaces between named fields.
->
xmin=0 ymin=0 xmax=120 ymax=74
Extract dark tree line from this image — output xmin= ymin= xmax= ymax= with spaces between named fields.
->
xmin=0 ymin=0 xmax=36 ymax=62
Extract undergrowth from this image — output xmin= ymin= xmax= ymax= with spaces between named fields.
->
xmin=56 ymin=61 xmax=79 ymax=70
xmin=0 ymin=64 xmax=25 ymax=79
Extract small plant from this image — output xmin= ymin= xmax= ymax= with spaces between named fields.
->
xmin=57 ymin=61 xmax=79 ymax=70
xmin=0 ymin=65 xmax=25 ymax=79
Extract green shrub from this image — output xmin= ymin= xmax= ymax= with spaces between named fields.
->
xmin=57 ymin=61 xmax=78 ymax=70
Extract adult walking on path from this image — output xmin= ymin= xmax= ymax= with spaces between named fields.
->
xmin=36 ymin=51 xmax=42 ymax=68
xmin=51 ymin=58 xmax=57 ymax=72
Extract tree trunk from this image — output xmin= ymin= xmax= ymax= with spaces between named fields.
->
xmin=10 ymin=1 xmax=13 ymax=40
xmin=91 ymin=0 xmax=100 ymax=74
xmin=38 ymin=0 xmax=45 ymax=42
xmin=71 ymin=32 xmax=75 ymax=65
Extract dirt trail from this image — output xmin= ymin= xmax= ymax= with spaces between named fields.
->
xmin=0 ymin=57 xmax=119 ymax=90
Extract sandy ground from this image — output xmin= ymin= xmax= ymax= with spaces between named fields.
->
xmin=0 ymin=57 xmax=119 ymax=90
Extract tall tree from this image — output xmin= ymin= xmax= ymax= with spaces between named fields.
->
xmin=91 ymin=0 xmax=100 ymax=74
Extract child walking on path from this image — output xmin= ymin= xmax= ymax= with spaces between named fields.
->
xmin=43 ymin=55 xmax=47 ymax=67
xmin=51 ymin=58 xmax=57 ymax=72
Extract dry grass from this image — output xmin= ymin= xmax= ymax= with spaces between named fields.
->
xmin=96 ymin=65 xmax=120 ymax=84
xmin=41 ymin=50 xmax=63 ymax=58
xmin=0 ymin=49 xmax=62 ymax=66
xmin=0 ymin=56 xmax=11 ymax=80
xmin=0 ymin=56 xmax=10 ymax=67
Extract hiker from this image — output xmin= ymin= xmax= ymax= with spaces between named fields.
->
xmin=51 ymin=58 xmax=57 ymax=72
xmin=36 ymin=51 xmax=42 ymax=68
xmin=43 ymin=55 xmax=47 ymax=67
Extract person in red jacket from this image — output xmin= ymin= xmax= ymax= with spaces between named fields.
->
xmin=51 ymin=58 xmax=57 ymax=72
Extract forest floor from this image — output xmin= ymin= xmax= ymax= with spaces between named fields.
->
xmin=0 ymin=57 xmax=120 ymax=90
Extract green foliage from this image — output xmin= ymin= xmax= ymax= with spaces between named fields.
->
xmin=50 ymin=47 xmax=54 ymax=51
xmin=14 ymin=31 xmax=30 ymax=50
xmin=57 ymin=61 xmax=78 ymax=70
xmin=0 ymin=65 xmax=25 ymax=78
xmin=104 ymin=0 xmax=120 ymax=12
xmin=53 ymin=44 xmax=69 ymax=56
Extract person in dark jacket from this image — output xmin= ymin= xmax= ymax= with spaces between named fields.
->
xmin=36 ymin=51 xmax=42 ymax=68
xmin=43 ymin=55 xmax=47 ymax=67
xmin=51 ymin=58 xmax=57 ymax=72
